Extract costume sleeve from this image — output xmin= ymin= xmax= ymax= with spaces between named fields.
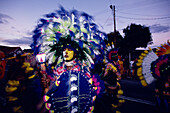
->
xmin=104 ymin=63 xmax=121 ymax=79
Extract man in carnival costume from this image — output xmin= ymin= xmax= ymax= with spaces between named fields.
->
xmin=136 ymin=41 xmax=170 ymax=113
xmin=0 ymin=51 xmax=6 ymax=112
xmin=31 ymin=6 xmax=106 ymax=113
xmin=151 ymin=54 xmax=170 ymax=113
xmin=150 ymin=44 xmax=170 ymax=113
xmin=98 ymin=42 xmax=124 ymax=113
xmin=0 ymin=51 xmax=41 ymax=113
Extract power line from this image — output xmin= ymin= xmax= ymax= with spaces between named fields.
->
xmin=102 ymin=12 xmax=112 ymax=27
xmin=116 ymin=10 xmax=170 ymax=17
xmin=117 ymin=0 xmax=169 ymax=12
xmin=117 ymin=15 xmax=170 ymax=20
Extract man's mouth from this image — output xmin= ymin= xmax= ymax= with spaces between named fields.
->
xmin=65 ymin=55 xmax=68 ymax=58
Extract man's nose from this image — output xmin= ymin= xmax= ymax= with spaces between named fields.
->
xmin=65 ymin=49 xmax=68 ymax=54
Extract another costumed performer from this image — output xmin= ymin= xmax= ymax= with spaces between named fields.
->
xmin=31 ymin=6 xmax=106 ymax=113
xmin=151 ymin=42 xmax=170 ymax=113
xmin=100 ymin=42 xmax=124 ymax=112
xmin=136 ymin=40 xmax=170 ymax=113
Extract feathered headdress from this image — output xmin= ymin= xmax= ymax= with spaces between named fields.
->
xmin=31 ymin=6 xmax=107 ymax=67
xmin=136 ymin=48 xmax=158 ymax=86
xmin=156 ymin=40 xmax=170 ymax=56
xmin=105 ymin=42 xmax=118 ymax=62
xmin=151 ymin=54 xmax=170 ymax=79
xmin=137 ymin=40 xmax=170 ymax=86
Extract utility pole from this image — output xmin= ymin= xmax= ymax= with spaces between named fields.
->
xmin=110 ymin=5 xmax=116 ymax=48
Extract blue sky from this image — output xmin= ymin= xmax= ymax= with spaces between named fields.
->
xmin=0 ymin=0 xmax=170 ymax=49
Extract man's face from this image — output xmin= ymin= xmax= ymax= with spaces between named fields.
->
xmin=111 ymin=53 xmax=118 ymax=61
xmin=63 ymin=48 xmax=74 ymax=61
xmin=108 ymin=51 xmax=118 ymax=62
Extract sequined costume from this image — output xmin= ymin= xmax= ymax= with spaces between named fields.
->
xmin=44 ymin=59 xmax=101 ymax=112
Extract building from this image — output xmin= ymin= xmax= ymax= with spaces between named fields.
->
xmin=0 ymin=45 xmax=23 ymax=58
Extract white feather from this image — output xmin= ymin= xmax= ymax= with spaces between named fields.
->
xmin=141 ymin=50 xmax=158 ymax=84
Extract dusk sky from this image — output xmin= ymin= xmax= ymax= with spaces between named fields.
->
xmin=0 ymin=0 xmax=170 ymax=49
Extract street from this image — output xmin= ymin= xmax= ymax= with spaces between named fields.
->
xmin=118 ymin=79 xmax=159 ymax=113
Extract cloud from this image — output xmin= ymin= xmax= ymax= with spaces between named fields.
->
xmin=150 ymin=24 xmax=170 ymax=33
xmin=0 ymin=13 xmax=13 ymax=24
xmin=2 ymin=37 xmax=32 ymax=45
xmin=26 ymin=31 xmax=34 ymax=35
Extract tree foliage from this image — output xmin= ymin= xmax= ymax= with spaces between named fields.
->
xmin=119 ymin=23 xmax=153 ymax=55
xmin=107 ymin=31 xmax=123 ymax=48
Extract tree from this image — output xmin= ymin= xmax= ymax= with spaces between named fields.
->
xmin=107 ymin=31 xmax=123 ymax=48
xmin=119 ymin=23 xmax=153 ymax=55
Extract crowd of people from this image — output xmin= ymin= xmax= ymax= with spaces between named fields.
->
xmin=0 ymin=43 xmax=125 ymax=113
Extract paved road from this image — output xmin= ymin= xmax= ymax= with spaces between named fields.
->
xmin=118 ymin=79 xmax=159 ymax=113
